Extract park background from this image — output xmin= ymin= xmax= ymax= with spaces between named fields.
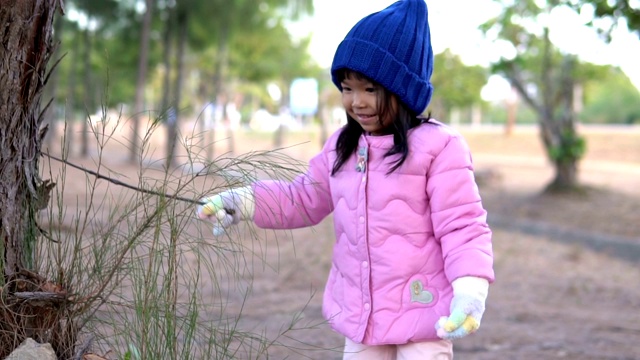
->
xmin=2 ymin=0 xmax=640 ymax=359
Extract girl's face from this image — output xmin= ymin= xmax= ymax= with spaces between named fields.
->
xmin=341 ymin=75 xmax=397 ymax=135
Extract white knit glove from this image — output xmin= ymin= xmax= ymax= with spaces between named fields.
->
xmin=436 ymin=276 xmax=489 ymax=340
xmin=196 ymin=186 xmax=255 ymax=236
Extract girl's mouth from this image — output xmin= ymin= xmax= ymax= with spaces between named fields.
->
xmin=356 ymin=114 xmax=376 ymax=122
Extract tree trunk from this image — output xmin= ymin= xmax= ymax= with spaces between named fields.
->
xmin=212 ymin=26 xmax=232 ymax=156
xmin=159 ymin=3 xmax=175 ymax=120
xmin=80 ymin=25 xmax=92 ymax=157
xmin=64 ymin=29 xmax=80 ymax=154
xmin=44 ymin=15 xmax=63 ymax=151
xmin=166 ymin=7 xmax=188 ymax=168
xmin=551 ymin=158 xmax=578 ymax=189
xmin=506 ymin=29 xmax=583 ymax=193
xmin=0 ymin=0 xmax=59 ymax=282
xmin=505 ymin=85 xmax=518 ymax=136
xmin=208 ymin=39 xmax=228 ymax=160
xmin=545 ymin=56 xmax=581 ymax=192
xmin=130 ymin=0 xmax=154 ymax=163
xmin=273 ymin=81 xmax=289 ymax=149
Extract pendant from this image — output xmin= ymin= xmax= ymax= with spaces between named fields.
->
xmin=356 ymin=146 xmax=368 ymax=172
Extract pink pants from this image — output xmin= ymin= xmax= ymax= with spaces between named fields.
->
xmin=343 ymin=338 xmax=453 ymax=360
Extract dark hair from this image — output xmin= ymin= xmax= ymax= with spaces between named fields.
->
xmin=331 ymin=68 xmax=430 ymax=176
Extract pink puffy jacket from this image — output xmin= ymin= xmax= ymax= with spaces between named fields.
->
xmin=252 ymin=121 xmax=494 ymax=345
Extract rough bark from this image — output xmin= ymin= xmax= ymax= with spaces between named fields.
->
xmin=0 ymin=0 xmax=59 ymax=280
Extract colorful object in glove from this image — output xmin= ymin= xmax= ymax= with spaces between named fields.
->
xmin=443 ymin=310 xmax=467 ymax=332
xmin=435 ymin=276 xmax=488 ymax=340
xmin=436 ymin=311 xmax=480 ymax=339
xmin=197 ymin=187 xmax=255 ymax=237
xmin=438 ymin=308 xmax=480 ymax=335
xmin=200 ymin=196 xmax=227 ymax=219
xmin=198 ymin=196 xmax=232 ymax=236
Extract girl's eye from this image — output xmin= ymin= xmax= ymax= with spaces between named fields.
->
xmin=366 ymin=87 xmax=377 ymax=93
xmin=342 ymin=86 xmax=352 ymax=92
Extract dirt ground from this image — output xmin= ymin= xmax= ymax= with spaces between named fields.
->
xmin=42 ymin=122 xmax=640 ymax=359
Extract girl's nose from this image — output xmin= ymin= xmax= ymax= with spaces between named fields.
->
xmin=352 ymin=92 xmax=364 ymax=107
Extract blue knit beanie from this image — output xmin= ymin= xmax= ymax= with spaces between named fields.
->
xmin=331 ymin=0 xmax=434 ymax=115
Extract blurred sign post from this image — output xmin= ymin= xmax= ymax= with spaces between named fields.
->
xmin=289 ymin=78 xmax=318 ymax=117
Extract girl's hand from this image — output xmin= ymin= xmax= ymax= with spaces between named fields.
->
xmin=436 ymin=276 xmax=489 ymax=340
xmin=197 ymin=186 xmax=255 ymax=236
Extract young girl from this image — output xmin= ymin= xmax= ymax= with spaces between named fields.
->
xmin=197 ymin=0 xmax=494 ymax=358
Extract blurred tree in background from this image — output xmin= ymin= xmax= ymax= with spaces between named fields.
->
xmin=45 ymin=0 xmax=317 ymax=164
xmin=560 ymin=0 xmax=640 ymax=124
xmin=482 ymin=0 xmax=629 ymax=191
xmin=39 ymin=0 xmax=640 ymax=176
xmin=482 ymin=0 xmax=580 ymax=191
xmin=429 ymin=49 xmax=489 ymax=124
xmin=580 ymin=66 xmax=640 ymax=124
xmin=562 ymin=0 xmax=640 ymax=38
